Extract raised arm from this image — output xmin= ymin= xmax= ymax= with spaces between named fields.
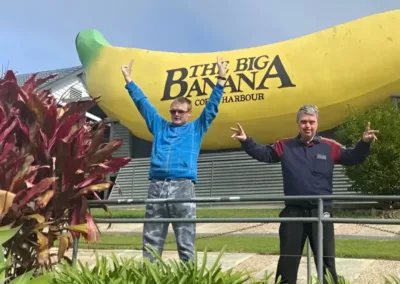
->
xmin=330 ymin=122 xmax=378 ymax=166
xmin=231 ymin=123 xmax=282 ymax=163
xmin=121 ymin=59 xmax=165 ymax=134
xmin=196 ymin=57 xmax=228 ymax=134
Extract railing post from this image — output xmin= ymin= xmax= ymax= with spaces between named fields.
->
xmin=317 ymin=198 xmax=324 ymax=283
xmin=131 ymin=166 xmax=135 ymax=199
xmin=210 ymin=161 xmax=214 ymax=208
xmin=306 ymin=238 xmax=311 ymax=283
xmin=72 ymin=237 xmax=79 ymax=266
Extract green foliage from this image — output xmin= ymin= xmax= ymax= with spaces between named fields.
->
xmin=384 ymin=275 xmax=400 ymax=284
xmin=52 ymin=247 xmax=272 ymax=284
xmin=48 ymin=246 xmax=400 ymax=284
xmin=336 ymin=99 xmax=400 ymax=199
xmin=311 ymin=269 xmax=350 ymax=284
xmin=0 ymin=224 xmax=54 ymax=283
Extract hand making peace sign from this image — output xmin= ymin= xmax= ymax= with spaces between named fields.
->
xmin=362 ymin=122 xmax=379 ymax=143
xmin=230 ymin=123 xmax=247 ymax=142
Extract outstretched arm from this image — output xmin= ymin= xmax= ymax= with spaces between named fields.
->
xmin=121 ymin=60 xmax=165 ymax=134
xmin=196 ymin=57 xmax=228 ymax=134
xmin=331 ymin=122 xmax=378 ymax=166
xmin=241 ymin=136 xmax=282 ymax=163
xmin=334 ymin=140 xmax=370 ymax=166
xmin=196 ymin=83 xmax=224 ymax=133
xmin=231 ymin=123 xmax=282 ymax=163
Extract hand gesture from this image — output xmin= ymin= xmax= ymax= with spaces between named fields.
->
xmin=362 ymin=122 xmax=379 ymax=143
xmin=121 ymin=59 xmax=134 ymax=78
xmin=217 ymin=57 xmax=228 ymax=77
xmin=230 ymin=123 xmax=247 ymax=141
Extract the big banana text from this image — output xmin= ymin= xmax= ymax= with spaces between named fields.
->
xmin=75 ymin=9 xmax=400 ymax=150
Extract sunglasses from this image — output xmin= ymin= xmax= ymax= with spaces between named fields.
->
xmin=169 ymin=109 xmax=189 ymax=115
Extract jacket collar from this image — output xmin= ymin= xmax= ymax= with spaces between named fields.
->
xmin=296 ymin=133 xmax=321 ymax=146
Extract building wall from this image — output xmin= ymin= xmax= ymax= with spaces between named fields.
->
xmin=110 ymin=123 xmax=132 ymax=158
xmin=45 ymin=74 xmax=90 ymax=102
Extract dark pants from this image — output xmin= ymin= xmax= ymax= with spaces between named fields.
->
xmin=143 ymin=179 xmax=196 ymax=262
xmin=275 ymin=205 xmax=338 ymax=284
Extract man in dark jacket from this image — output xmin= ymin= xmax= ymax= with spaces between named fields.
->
xmin=230 ymin=104 xmax=378 ymax=284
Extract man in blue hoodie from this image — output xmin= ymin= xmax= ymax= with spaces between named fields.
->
xmin=230 ymin=104 xmax=378 ymax=284
xmin=121 ymin=57 xmax=228 ymax=262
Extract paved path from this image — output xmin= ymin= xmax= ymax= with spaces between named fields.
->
xmin=61 ymin=249 xmax=400 ymax=283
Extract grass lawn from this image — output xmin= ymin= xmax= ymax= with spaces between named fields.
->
xmin=75 ymin=234 xmax=400 ymax=261
xmin=90 ymin=208 xmax=376 ymax=219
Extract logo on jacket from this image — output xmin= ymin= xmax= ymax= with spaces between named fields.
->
xmin=316 ymin=154 xmax=327 ymax=160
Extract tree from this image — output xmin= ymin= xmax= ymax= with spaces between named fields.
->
xmin=335 ymin=99 xmax=400 ymax=207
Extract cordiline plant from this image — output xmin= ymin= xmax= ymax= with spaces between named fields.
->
xmin=0 ymin=70 xmax=131 ymax=279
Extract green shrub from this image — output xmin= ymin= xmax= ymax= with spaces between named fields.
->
xmin=384 ymin=275 xmax=400 ymax=284
xmin=336 ymin=99 xmax=400 ymax=206
xmin=49 ymin=246 xmax=400 ymax=284
xmin=52 ymin=247 xmax=273 ymax=284
xmin=0 ymin=224 xmax=53 ymax=283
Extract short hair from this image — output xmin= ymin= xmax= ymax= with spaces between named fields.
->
xmin=296 ymin=104 xmax=319 ymax=122
xmin=171 ymin=97 xmax=192 ymax=111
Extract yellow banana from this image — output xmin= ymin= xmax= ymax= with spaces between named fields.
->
xmin=75 ymin=9 xmax=400 ymax=150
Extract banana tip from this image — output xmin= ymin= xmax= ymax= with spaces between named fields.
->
xmin=75 ymin=29 xmax=110 ymax=69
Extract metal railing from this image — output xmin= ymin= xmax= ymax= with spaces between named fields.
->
xmin=72 ymin=195 xmax=400 ymax=284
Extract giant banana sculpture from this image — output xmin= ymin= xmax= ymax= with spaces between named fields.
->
xmin=76 ymin=9 xmax=400 ymax=150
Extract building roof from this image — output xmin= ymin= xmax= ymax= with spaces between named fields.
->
xmin=14 ymin=65 xmax=107 ymax=120
xmin=16 ymin=66 xmax=83 ymax=88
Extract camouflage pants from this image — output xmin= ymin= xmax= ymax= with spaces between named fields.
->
xmin=142 ymin=179 xmax=196 ymax=262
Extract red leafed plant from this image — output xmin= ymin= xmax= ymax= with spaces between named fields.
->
xmin=0 ymin=70 xmax=131 ymax=279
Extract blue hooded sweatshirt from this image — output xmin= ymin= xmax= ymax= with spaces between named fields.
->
xmin=125 ymin=80 xmax=224 ymax=182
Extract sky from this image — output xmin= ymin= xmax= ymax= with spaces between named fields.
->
xmin=1 ymin=0 xmax=400 ymax=75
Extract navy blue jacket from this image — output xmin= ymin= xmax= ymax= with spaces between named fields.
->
xmin=241 ymin=134 xmax=370 ymax=206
